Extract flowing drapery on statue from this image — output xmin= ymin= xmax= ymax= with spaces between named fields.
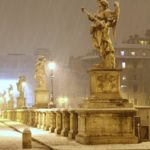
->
xmin=17 ymin=76 xmax=26 ymax=98
xmin=16 ymin=76 xmax=26 ymax=108
xmin=34 ymin=56 xmax=47 ymax=89
xmin=82 ymin=0 xmax=120 ymax=68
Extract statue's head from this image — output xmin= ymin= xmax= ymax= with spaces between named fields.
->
xmin=100 ymin=0 xmax=109 ymax=8
xmin=38 ymin=55 xmax=46 ymax=62
xmin=19 ymin=76 xmax=26 ymax=82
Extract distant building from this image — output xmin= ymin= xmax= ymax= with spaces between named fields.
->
xmin=124 ymin=29 xmax=150 ymax=45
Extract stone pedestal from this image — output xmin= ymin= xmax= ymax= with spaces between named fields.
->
xmin=75 ymin=109 xmax=138 ymax=144
xmin=80 ymin=68 xmax=132 ymax=108
xmin=17 ymin=96 xmax=26 ymax=108
xmin=7 ymin=99 xmax=14 ymax=110
xmin=76 ymin=68 xmax=138 ymax=144
xmin=34 ymin=89 xmax=49 ymax=108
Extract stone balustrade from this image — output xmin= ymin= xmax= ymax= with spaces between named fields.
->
xmin=1 ymin=108 xmax=78 ymax=140
xmin=2 ymin=107 xmax=148 ymax=142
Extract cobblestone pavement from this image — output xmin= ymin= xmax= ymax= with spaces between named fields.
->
xmin=0 ymin=118 xmax=150 ymax=150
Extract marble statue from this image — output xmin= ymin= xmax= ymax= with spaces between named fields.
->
xmin=34 ymin=56 xmax=47 ymax=89
xmin=82 ymin=0 xmax=120 ymax=68
xmin=16 ymin=76 xmax=26 ymax=98
xmin=8 ymin=84 xmax=13 ymax=100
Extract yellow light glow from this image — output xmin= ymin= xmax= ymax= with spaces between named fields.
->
xmin=57 ymin=96 xmax=69 ymax=108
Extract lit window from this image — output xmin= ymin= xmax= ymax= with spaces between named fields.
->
xmin=122 ymin=75 xmax=126 ymax=80
xmin=131 ymin=51 xmax=135 ymax=56
xmin=121 ymin=85 xmax=127 ymax=88
xmin=122 ymin=62 xmax=126 ymax=68
xmin=121 ymin=51 xmax=125 ymax=56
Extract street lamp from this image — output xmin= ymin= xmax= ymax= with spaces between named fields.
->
xmin=48 ymin=61 xmax=56 ymax=108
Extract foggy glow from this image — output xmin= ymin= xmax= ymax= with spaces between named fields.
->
xmin=57 ymin=96 xmax=68 ymax=108
xmin=0 ymin=79 xmax=17 ymax=93
xmin=0 ymin=79 xmax=18 ymax=103
xmin=0 ymin=79 xmax=32 ymax=106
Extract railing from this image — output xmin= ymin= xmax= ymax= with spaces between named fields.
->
xmin=1 ymin=108 xmax=78 ymax=140
xmin=2 ymin=106 xmax=150 ymax=142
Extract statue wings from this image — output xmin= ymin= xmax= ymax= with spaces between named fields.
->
xmin=104 ymin=1 xmax=120 ymax=38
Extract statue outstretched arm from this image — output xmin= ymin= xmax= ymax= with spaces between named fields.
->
xmin=81 ymin=7 xmax=104 ymax=28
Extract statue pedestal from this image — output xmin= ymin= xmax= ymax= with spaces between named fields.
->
xmin=7 ymin=99 xmax=14 ymax=110
xmin=75 ymin=109 xmax=138 ymax=144
xmin=76 ymin=68 xmax=138 ymax=144
xmin=80 ymin=68 xmax=132 ymax=108
xmin=17 ymin=96 xmax=26 ymax=108
xmin=34 ymin=89 xmax=49 ymax=108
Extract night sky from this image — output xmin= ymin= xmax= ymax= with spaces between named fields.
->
xmin=0 ymin=0 xmax=149 ymax=63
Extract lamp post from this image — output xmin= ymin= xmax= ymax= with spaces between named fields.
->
xmin=48 ymin=61 xmax=56 ymax=108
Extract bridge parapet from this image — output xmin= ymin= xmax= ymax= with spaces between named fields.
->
xmin=2 ymin=108 xmax=78 ymax=140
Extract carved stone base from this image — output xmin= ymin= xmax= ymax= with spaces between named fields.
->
xmin=34 ymin=89 xmax=49 ymax=108
xmin=75 ymin=109 xmax=138 ymax=144
xmin=17 ymin=96 xmax=26 ymax=108
xmin=7 ymin=99 xmax=14 ymax=110
xmin=80 ymin=68 xmax=132 ymax=108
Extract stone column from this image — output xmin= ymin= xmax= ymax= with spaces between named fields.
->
xmin=68 ymin=110 xmax=78 ymax=139
xmin=23 ymin=110 xmax=28 ymax=124
xmin=44 ymin=111 xmax=51 ymax=131
xmin=33 ymin=110 xmax=38 ymax=127
xmin=54 ymin=110 xmax=62 ymax=134
xmin=41 ymin=111 xmax=46 ymax=129
xmin=37 ymin=111 xmax=42 ymax=128
xmin=49 ymin=110 xmax=56 ymax=133
xmin=61 ymin=109 xmax=70 ymax=137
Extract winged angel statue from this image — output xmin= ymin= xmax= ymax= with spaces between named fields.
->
xmin=82 ymin=0 xmax=120 ymax=68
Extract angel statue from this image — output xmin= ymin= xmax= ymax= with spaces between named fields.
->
xmin=82 ymin=0 xmax=120 ymax=69
xmin=16 ymin=76 xmax=26 ymax=98
xmin=34 ymin=56 xmax=47 ymax=89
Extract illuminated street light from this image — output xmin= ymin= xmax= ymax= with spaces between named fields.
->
xmin=48 ymin=61 xmax=56 ymax=70
xmin=48 ymin=61 xmax=56 ymax=108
